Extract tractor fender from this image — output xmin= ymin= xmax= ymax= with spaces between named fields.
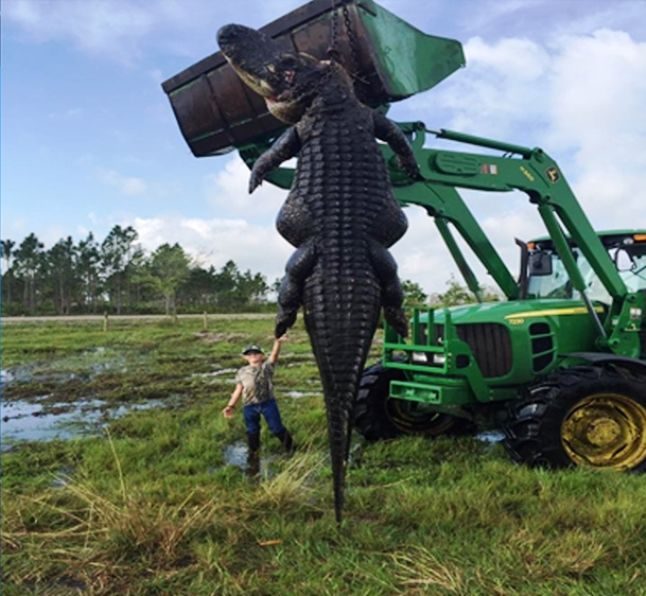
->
xmin=566 ymin=352 xmax=646 ymax=375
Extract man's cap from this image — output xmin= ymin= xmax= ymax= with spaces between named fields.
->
xmin=241 ymin=344 xmax=264 ymax=355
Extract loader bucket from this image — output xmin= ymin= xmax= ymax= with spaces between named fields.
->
xmin=162 ymin=0 xmax=464 ymax=157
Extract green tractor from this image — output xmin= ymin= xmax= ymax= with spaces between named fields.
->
xmin=357 ymin=222 xmax=646 ymax=471
xmin=163 ymin=0 xmax=646 ymax=471
xmin=353 ymin=125 xmax=646 ymax=473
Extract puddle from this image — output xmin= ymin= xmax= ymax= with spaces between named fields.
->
xmin=223 ymin=440 xmax=250 ymax=468
xmin=191 ymin=368 xmax=238 ymax=379
xmin=221 ymin=440 xmax=274 ymax=477
xmin=0 ymin=349 xmax=134 ymax=389
xmin=51 ymin=465 xmax=75 ymax=488
xmin=476 ymin=430 xmax=505 ymax=443
xmin=0 ymin=397 xmax=166 ymax=452
xmin=284 ymin=390 xmax=321 ymax=399
xmin=1 ymin=366 xmax=35 ymax=384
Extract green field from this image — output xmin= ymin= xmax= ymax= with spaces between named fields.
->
xmin=2 ymin=317 xmax=645 ymax=595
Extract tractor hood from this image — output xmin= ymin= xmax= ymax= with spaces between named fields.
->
xmin=429 ymin=298 xmax=601 ymax=326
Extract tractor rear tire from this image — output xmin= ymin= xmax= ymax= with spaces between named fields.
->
xmin=353 ymin=362 xmax=466 ymax=441
xmin=503 ymin=365 xmax=646 ymax=471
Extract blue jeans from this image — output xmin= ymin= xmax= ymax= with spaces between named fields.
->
xmin=243 ymin=399 xmax=286 ymax=435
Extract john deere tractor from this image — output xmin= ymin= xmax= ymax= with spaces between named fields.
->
xmin=352 ymin=124 xmax=646 ymax=472
xmin=163 ymin=0 xmax=646 ymax=471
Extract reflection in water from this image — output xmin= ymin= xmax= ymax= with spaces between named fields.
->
xmin=476 ymin=430 xmax=505 ymax=443
xmin=0 ymin=397 xmax=165 ymax=452
xmin=222 ymin=440 xmax=273 ymax=478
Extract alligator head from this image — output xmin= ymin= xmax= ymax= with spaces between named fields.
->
xmin=218 ymin=24 xmax=342 ymax=123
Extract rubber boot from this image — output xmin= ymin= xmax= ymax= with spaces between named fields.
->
xmin=275 ymin=429 xmax=295 ymax=455
xmin=246 ymin=432 xmax=261 ymax=477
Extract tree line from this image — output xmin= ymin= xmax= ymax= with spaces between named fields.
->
xmin=1 ymin=227 xmax=500 ymax=317
xmin=1 ymin=226 xmax=271 ymax=316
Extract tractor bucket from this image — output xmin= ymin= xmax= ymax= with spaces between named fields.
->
xmin=161 ymin=0 xmax=464 ymax=157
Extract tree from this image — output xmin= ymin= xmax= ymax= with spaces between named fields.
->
xmin=149 ymin=243 xmax=191 ymax=315
xmin=13 ymin=233 xmax=45 ymax=313
xmin=1 ymin=238 xmax=16 ymax=309
xmin=401 ymin=279 xmax=428 ymax=308
xmin=77 ymin=233 xmax=101 ymax=312
xmin=236 ymin=269 xmax=269 ymax=305
xmin=100 ymin=225 xmax=138 ymax=314
xmin=46 ymin=236 xmax=78 ymax=314
xmin=430 ymin=276 xmax=502 ymax=307
xmin=213 ymin=260 xmax=241 ymax=309
xmin=182 ymin=266 xmax=218 ymax=309
xmin=211 ymin=260 xmax=269 ymax=308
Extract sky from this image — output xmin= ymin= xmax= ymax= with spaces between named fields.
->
xmin=2 ymin=0 xmax=646 ymax=295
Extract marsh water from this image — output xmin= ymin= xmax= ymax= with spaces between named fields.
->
xmin=0 ymin=393 xmax=162 ymax=451
xmin=1 ymin=343 xmax=502 ymax=452
xmin=0 ymin=347 xmax=179 ymax=451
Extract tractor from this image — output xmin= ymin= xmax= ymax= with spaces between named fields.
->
xmin=163 ymin=0 xmax=646 ymax=471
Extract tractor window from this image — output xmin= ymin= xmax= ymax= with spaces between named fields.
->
xmin=527 ymin=244 xmax=646 ymax=303
xmin=527 ymin=251 xmax=573 ymax=299
xmin=611 ymin=246 xmax=646 ymax=293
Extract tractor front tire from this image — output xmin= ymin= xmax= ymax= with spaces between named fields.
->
xmin=354 ymin=362 xmax=465 ymax=441
xmin=504 ymin=365 xmax=646 ymax=471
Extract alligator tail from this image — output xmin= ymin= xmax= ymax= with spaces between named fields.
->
xmin=303 ymin=269 xmax=381 ymax=524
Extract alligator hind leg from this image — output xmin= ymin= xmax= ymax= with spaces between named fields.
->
xmin=276 ymin=239 xmax=316 ymax=337
xmin=368 ymin=238 xmax=408 ymax=338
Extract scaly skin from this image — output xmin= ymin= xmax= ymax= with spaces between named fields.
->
xmin=218 ymin=25 xmax=420 ymax=523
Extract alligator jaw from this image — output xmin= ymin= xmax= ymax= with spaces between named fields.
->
xmin=217 ymin=24 xmax=283 ymax=98
xmin=217 ymin=24 xmax=322 ymax=123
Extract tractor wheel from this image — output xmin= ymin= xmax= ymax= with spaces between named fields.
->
xmin=353 ymin=362 xmax=464 ymax=441
xmin=504 ymin=365 xmax=646 ymax=471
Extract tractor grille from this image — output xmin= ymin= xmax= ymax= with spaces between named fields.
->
xmin=529 ymin=322 xmax=555 ymax=372
xmin=433 ymin=323 xmax=512 ymax=378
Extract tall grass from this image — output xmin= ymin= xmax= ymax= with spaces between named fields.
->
xmin=2 ymin=319 xmax=646 ymax=594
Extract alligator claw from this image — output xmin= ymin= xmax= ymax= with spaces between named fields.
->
xmin=248 ymin=172 xmax=263 ymax=194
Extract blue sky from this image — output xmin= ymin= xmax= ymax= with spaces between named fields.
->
xmin=2 ymin=0 xmax=646 ymax=294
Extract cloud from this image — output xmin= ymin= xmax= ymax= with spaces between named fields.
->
xmin=131 ymin=215 xmax=292 ymax=282
xmin=401 ymin=27 xmax=646 ymax=287
xmin=3 ymin=0 xmax=155 ymax=63
xmin=405 ymin=35 xmax=551 ymax=140
xmin=204 ymin=155 xmax=288 ymax=220
xmin=2 ymin=0 xmax=307 ymax=64
xmin=546 ymin=29 xmax=646 ymax=226
xmin=98 ymin=169 xmax=148 ymax=196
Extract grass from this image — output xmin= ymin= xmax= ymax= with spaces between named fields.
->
xmin=2 ymin=317 xmax=646 ymax=594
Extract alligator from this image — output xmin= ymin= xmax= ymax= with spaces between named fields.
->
xmin=218 ymin=24 xmax=420 ymax=523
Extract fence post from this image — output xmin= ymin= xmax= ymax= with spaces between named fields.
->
xmin=103 ymin=311 xmax=109 ymax=332
xmin=202 ymin=311 xmax=208 ymax=332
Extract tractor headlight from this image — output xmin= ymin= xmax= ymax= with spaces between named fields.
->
xmin=412 ymin=352 xmax=427 ymax=363
xmin=432 ymin=354 xmax=446 ymax=365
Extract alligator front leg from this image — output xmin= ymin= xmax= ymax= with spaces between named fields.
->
xmin=249 ymin=127 xmax=301 ymax=193
xmin=373 ymin=112 xmax=422 ymax=181
xmin=276 ymin=238 xmax=316 ymax=337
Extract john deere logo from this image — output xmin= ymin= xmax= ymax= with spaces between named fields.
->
xmin=546 ymin=167 xmax=560 ymax=183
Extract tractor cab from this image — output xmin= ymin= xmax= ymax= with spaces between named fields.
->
xmin=527 ymin=230 xmax=646 ymax=303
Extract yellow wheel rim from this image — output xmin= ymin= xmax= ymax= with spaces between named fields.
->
xmin=561 ymin=393 xmax=646 ymax=470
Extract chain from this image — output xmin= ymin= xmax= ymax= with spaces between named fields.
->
xmin=326 ymin=0 xmax=368 ymax=90
xmin=328 ymin=0 xmax=340 ymax=62
xmin=342 ymin=1 xmax=361 ymax=80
